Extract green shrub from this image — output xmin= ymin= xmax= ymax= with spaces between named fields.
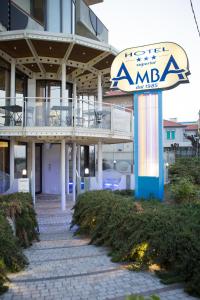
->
xmin=113 ymin=189 xmax=134 ymax=197
xmin=0 ymin=193 xmax=39 ymax=247
xmin=0 ymin=213 xmax=27 ymax=294
xmin=170 ymin=177 xmax=198 ymax=203
xmin=0 ymin=192 xmax=38 ymax=294
xmin=72 ymin=191 xmax=200 ymax=297
xmin=169 ymin=157 xmax=200 ymax=184
xmin=126 ymin=295 xmax=160 ymax=300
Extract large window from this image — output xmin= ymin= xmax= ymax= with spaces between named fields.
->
xmin=0 ymin=140 xmax=9 ymax=193
xmin=14 ymin=143 xmax=27 ymax=179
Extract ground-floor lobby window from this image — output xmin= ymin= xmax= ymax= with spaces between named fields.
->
xmin=0 ymin=140 xmax=9 ymax=193
xmin=14 ymin=143 xmax=27 ymax=179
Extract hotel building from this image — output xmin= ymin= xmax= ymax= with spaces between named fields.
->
xmin=0 ymin=0 xmax=133 ymax=209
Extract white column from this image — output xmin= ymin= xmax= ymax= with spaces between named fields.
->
xmin=77 ymin=145 xmax=81 ymax=177
xmin=31 ymin=141 xmax=35 ymax=205
xmin=97 ymin=141 xmax=103 ymax=189
xmin=72 ymin=142 xmax=77 ymax=202
xmin=27 ymin=142 xmax=32 ymax=179
xmin=10 ymin=60 xmax=16 ymax=105
xmin=61 ymin=140 xmax=66 ymax=210
xmin=66 ymin=144 xmax=70 ymax=195
xmin=97 ymin=73 xmax=102 ymax=110
xmin=9 ymin=138 xmax=15 ymax=188
xmin=73 ymin=81 xmax=77 ymax=127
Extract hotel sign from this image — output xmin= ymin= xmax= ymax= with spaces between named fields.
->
xmin=111 ymin=42 xmax=190 ymax=92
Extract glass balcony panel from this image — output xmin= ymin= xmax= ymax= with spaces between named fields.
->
xmin=113 ymin=107 xmax=132 ymax=133
xmin=76 ymin=0 xmax=108 ymax=43
xmin=0 ymin=97 xmax=23 ymax=127
xmin=0 ymin=97 xmax=133 ymax=138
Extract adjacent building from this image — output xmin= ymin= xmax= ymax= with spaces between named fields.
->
xmin=103 ymin=91 xmax=199 ymax=177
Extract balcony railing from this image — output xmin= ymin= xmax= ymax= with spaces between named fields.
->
xmin=0 ymin=97 xmax=132 ymax=133
xmin=76 ymin=0 xmax=108 ymax=43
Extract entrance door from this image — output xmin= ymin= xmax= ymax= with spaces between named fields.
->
xmin=35 ymin=144 xmax=42 ymax=194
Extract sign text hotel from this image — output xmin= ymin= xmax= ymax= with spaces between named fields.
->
xmin=111 ymin=42 xmax=190 ymax=92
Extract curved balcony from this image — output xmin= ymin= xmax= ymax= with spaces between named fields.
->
xmin=0 ymin=97 xmax=133 ymax=144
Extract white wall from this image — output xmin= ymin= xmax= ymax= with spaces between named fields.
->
xmin=42 ymin=144 xmax=61 ymax=194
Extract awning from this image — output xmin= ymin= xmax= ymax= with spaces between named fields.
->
xmin=0 ymin=30 xmax=118 ymax=93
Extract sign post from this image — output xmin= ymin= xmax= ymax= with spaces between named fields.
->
xmin=111 ymin=42 xmax=190 ymax=200
xmin=134 ymin=90 xmax=164 ymax=199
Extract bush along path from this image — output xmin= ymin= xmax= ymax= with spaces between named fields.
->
xmin=0 ymin=193 xmax=195 ymax=299
xmin=72 ymin=190 xmax=200 ymax=299
xmin=0 ymin=193 xmax=39 ymax=294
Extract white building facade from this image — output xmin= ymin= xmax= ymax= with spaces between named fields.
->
xmin=0 ymin=0 xmax=133 ymax=208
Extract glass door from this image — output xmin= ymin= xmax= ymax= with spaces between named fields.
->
xmin=0 ymin=140 xmax=9 ymax=193
xmin=35 ymin=144 xmax=42 ymax=194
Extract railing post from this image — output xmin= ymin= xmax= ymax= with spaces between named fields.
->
xmin=61 ymin=62 xmax=66 ymax=126
xmin=73 ymin=81 xmax=77 ymax=127
xmin=22 ymin=98 xmax=25 ymax=127
xmin=97 ymin=73 xmax=102 ymax=111
xmin=111 ymin=105 xmax=114 ymax=132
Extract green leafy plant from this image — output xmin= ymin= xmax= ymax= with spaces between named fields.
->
xmin=0 ymin=213 xmax=27 ymax=294
xmin=169 ymin=157 xmax=200 ymax=185
xmin=72 ymin=190 xmax=200 ymax=297
xmin=0 ymin=193 xmax=39 ymax=247
xmin=0 ymin=192 xmax=38 ymax=293
xmin=126 ymin=295 xmax=160 ymax=300
xmin=170 ymin=177 xmax=198 ymax=203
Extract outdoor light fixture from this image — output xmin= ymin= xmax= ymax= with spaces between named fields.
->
xmin=22 ymin=169 xmax=27 ymax=177
xmin=84 ymin=168 xmax=89 ymax=175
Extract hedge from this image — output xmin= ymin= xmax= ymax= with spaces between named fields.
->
xmin=72 ymin=191 xmax=200 ymax=297
xmin=0 ymin=192 xmax=38 ymax=294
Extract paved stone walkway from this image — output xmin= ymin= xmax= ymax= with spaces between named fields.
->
xmin=0 ymin=195 xmax=197 ymax=300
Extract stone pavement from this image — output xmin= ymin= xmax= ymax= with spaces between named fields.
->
xmin=0 ymin=195 xmax=197 ymax=300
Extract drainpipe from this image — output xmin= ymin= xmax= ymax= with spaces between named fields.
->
xmin=73 ymin=81 xmax=77 ymax=127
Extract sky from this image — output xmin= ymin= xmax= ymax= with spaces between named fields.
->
xmin=92 ymin=0 xmax=200 ymax=122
